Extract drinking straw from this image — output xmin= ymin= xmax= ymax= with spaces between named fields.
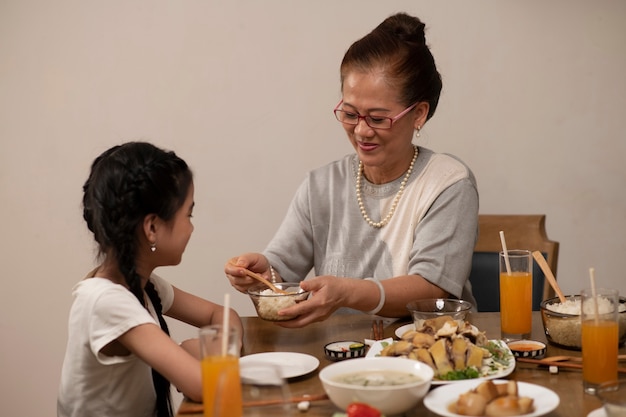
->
xmin=499 ymin=231 xmax=512 ymax=275
xmin=589 ymin=268 xmax=600 ymax=325
xmin=221 ymin=293 xmax=230 ymax=356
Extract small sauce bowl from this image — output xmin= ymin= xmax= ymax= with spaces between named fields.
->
xmin=324 ymin=341 xmax=366 ymax=361
xmin=507 ymin=340 xmax=547 ymax=359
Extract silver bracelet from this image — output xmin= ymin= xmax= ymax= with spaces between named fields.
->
xmin=364 ymin=278 xmax=385 ymax=315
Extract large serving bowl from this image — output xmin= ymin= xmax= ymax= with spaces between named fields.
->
xmin=247 ymin=282 xmax=310 ymax=321
xmin=406 ymin=298 xmax=473 ymax=329
xmin=540 ymin=295 xmax=626 ymax=350
xmin=319 ymin=357 xmax=434 ymax=415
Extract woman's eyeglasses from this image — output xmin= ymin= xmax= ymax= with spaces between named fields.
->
xmin=333 ymin=100 xmax=418 ymax=130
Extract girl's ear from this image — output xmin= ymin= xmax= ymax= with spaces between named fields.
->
xmin=142 ymin=213 xmax=159 ymax=246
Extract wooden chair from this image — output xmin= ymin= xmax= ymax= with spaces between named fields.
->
xmin=469 ymin=214 xmax=560 ymax=312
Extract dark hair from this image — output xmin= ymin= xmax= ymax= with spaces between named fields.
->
xmin=340 ymin=12 xmax=442 ymax=121
xmin=82 ymin=141 xmax=193 ymax=417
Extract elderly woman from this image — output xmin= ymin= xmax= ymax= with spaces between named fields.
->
xmin=225 ymin=12 xmax=478 ymax=327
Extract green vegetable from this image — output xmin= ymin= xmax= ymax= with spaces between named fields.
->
xmin=486 ymin=340 xmax=512 ymax=366
xmin=439 ymin=367 xmax=481 ymax=381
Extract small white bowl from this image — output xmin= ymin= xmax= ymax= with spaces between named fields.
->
xmin=319 ymin=357 xmax=434 ymax=415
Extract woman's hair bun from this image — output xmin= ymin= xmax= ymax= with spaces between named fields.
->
xmin=379 ymin=12 xmax=426 ymax=45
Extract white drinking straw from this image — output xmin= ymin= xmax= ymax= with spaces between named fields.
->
xmin=499 ymin=230 xmax=512 ymax=275
xmin=221 ymin=293 xmax=230 ymax=356
xmin=589 ymin=267 xmax=600 ymax=325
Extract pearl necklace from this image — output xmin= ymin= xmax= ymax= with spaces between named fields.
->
xmin=356 ymin=146 xmax=418 ymax=228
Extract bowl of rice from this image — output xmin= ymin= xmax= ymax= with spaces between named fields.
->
xmin=247 ymin=282 xmax=310 ymax=321
xmin=540 ymin=295 xmax=626 ymax=350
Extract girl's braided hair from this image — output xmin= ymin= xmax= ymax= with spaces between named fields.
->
xmin=82 ymin=141 xmax=193 ymax=417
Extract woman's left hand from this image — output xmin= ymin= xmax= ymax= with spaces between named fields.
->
xmin=272 ymin=276 xmax=349 ymax=328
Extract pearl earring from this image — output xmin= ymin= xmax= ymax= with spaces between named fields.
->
xmin=415 ymin=125 xmax=421 ymax=138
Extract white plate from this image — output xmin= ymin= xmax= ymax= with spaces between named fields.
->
xmin=367 ymin=337 xmax=515 ymax=385
xmin=588 ymin=407 xmax=606 ymax=417
xmin=395 ymin=322 xmax=416 ymax=338
xmin=423 ymin=380 xmax=560 ymax=417
xmin=239 ymin=352 xmax=319 ymax=379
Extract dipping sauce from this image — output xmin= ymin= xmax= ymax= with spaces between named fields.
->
xmin=333 ymin=370 xmax=423 ymax=387
xmin=324 ymin=341 xmax=366 ymax=361
xmin=507 ymin=340 xmax=546 ymax=358
xmin=509 ymin=342 xmax=542 ymax=351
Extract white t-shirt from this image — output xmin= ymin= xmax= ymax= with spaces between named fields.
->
xmin=57 ymin=275 xmax=174 ymax=417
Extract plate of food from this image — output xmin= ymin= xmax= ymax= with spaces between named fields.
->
xmin=423 ymin=379 xmax=559 ymax=417
xmin=369 ymin=317 xmax=515 ymax=385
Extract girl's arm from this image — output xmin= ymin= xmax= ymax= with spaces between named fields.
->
xmin=115 ymin=286 xmax=244 ymax=401
xmin=117 ymin=323 xmax=204 ymax=402
xmin=166 ymin=286 xmax=243 ymax=331
xmin=166 ymin=286 xmax=244 ymax=359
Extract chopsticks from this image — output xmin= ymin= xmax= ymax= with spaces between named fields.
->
xmin=516 ymin=357 xmax=626 ymax=374
xmin=234 ymin=265 xmax=289 ymax=294
xmin=371 ymin=319 xmax=384 ymax=340
xmin=542 ymin=354 xmax=626 ymax=363
xmin=177 ymin=394 xmax=329 ymax=414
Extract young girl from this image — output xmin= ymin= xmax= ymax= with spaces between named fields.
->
xmin=58 ymin=142 xmax=243 ymax=417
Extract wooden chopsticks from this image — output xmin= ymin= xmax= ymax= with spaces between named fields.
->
xmin=371 ymin=319 xmax=384 ymax=340
xmin=516 ymin=357 xmax=626 ymax=373
xmin=177 ymin=394 xmax=329 ymax=414
xmin=236 ymin=266 xmax=289 ymax=294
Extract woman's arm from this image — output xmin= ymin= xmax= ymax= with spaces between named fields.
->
xmin=275 ymin=273 xmax=447 ymax=327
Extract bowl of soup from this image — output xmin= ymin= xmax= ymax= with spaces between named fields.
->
xmin=319 ymin=357 xmax=434 ymax=415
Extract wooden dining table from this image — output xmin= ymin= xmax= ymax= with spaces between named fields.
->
xmin=176 ymin=311 xmax=621 ymax=416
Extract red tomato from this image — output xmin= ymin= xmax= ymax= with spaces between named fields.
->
xmin=346 ymin=402 xmax=382 ymax=417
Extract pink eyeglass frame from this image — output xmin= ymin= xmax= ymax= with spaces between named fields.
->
xmin=333 ymin=99 xmax=418 ymax=129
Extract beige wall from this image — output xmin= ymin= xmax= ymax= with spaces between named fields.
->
xmin=1 ymin=1 xmax=625 ymax=414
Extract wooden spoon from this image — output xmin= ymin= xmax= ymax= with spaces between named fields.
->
xmin=532 ymin=251 xmax=566 ymax=303
xmin=234 ymin=266 xmax=289 ymax=295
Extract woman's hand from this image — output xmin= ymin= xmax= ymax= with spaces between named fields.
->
xmin=224 ymin=253 xmax=273 ymax=293
xmin=272 ymin=276 xmax=351 ymax=328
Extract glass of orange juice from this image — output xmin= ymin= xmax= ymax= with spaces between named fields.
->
xmin=199 ymin=325 xmax=243 ymax=417
xmin=499 ymin=249 xmax=532 ymax=341
xmin=581 ymin=287 xmax=619 ymax=395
